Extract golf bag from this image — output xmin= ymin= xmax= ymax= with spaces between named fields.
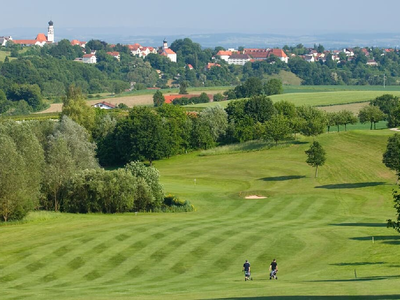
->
xmin=244 ymin=271 xmax=252 ymax=281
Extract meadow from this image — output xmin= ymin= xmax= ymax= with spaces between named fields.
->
xmin=1 ymin=128 xmax=400 ymax=299
xmin=187 ymin=90 xmax=400 ymax=110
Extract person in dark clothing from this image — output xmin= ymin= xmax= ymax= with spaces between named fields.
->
xmin=269 ymin=259 xmax=278 ymax=279
xmin=243 ymin=260 xmax=251 ymax=281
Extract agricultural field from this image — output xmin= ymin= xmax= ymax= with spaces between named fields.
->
xmin=1 ymin=129 xmax=400 ymax=299
xmin=39 ymin=88 xmax=228 ymax=114
xmin=188 ymin=90 xmax=400 ymax=110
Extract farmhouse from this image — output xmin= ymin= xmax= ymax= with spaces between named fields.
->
xmin=92 ymin=101 xmax=116 ymax=109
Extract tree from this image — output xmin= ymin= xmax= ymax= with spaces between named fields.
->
xmin=153 ymin=90 xmax=165 ymax=107
xmin=244 ymin=95 xmax=276 ymax=123
xmin=305 ymin=141 xmax=326 ymax=178
xmin=115 ymin=106 xmax=168 ymax=165
xmin=358 ymin=105 xmax=386 ymax=130
xmin=213 ymin=93 xmax=224 ymax=102
xmin=0 ymin=135 xmax=28 ymax=222
xmin=274 ymin=100 xmax=296 ymax=119
xmin=264 ymin=78 xmax=283 ymax=96
xmin=296 ymin=105 xmax=326 ymax=137
xmin=370 ymin=94 xmax=399 ymax=127
xmin=387 ymin=189 xmax=400 ymax=233
xmin=264 ymin=114 xmax=292 ymax=145
xmin=61 ymin=85 xmax=96 ymax=132
xmin=383 ymin=133 xmax=400 ymax=184
xmin=325 ymin=112 xmax=337 ymax=133
xmin=179 ymin=81 xmax=189 ymax=94
xmin=339 ymin=110 xmax=358 ymax=131
xmin=43 ymin=116 xmax=99 ymax=211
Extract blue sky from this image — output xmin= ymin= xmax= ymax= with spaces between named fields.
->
xmin=2 ymin=0 xmax=400 ymax=35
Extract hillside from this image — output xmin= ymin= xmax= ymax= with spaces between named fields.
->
xmin=1 ymin=130 xmax=399 ymax=299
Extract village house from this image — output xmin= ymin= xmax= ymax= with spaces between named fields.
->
xmin=82 ymin=53 xmax=97 ymax=64
xmin=71 ymin=39 xmax=86 ymax=48
xmin=107 ymin=51 xmax=120 ymax=61
xmin=0 ymin=36 xmax=12 ymax=46
xmin=366 ymin=60 xmax=378 ymax=66
xmin=215 ymin=50 xmax=234 ymax=62
xmin=92 ymin=101 xmax=116 ymax=109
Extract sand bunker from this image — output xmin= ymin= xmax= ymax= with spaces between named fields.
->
xmin=245 ymin=195 xmax=267 ymax=199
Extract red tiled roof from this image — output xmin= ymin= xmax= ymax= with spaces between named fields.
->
xmin=163 ymin=48 xmax=176 ymax=55
xmin=164 ymin=94 xmax=212 ymax=104
xmin=93 ymin=101 xmax=116 ymax=108
xmin=83 ymin=54 xmax=95 ymax=58
xmin=269 ymin=48 xmax=288 ymax=58
xmin=107 ymin=51 xmax=120 ymax=56
xmin=35 ymin=33 xmax=47 ymax=42
xmin=12 ymin=39 xmax=38 ymax=45
xmin=206 ymin=62 xmax=221 ymax=69
xmin=217 ymin=50 xmax=232 ymax=56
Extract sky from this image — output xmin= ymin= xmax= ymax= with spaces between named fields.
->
xmin=1 ymin=0 xmax=400 ymax=36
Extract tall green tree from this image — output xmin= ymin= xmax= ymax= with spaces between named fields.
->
xmin=358 ymin=105 xmax=386 ymax=130
xmin=61 ymin=85 xmax=96 ymax=132
xmin=387 ymin=189 xmax=400 ymax=233
xmin=115 ymin=106 xmax=168 ymax=165
xmin=0 ymin=135 xmax=29 ymax=222
xmin=297 ymin=105 xmax=326 ymax=137
xmin=153 ymin=90 xmax=165 ymax=107
xmin=305 ymin=141 xmax=326 ymax=178
xmin=264 ymin=114 xmax=292 ymax=145
xmin=264 ymin=78 xmax=283 ymax=96
xmin=339 ymin=110 xmax=358 ymax=131
xmin=383 ymin=133 xmax=400 ymax=184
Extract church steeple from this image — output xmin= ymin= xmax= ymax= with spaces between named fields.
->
xmin=47 ymin=20 xmax=54 ymax=43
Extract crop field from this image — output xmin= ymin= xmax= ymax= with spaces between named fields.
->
xmin=1 ymin=128 xmax=400 ymax=299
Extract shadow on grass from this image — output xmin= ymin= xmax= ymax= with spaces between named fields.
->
xmin=330 ymin=223 xmax=387 ymax=227
xmin=207 ymin=295 xmax=400 ymax=300
xmin=307 ymin=274 xmax=400 ymax=282
xmin=330 ymin=262 xmax=385 ymax=266
xmin=350 ymin=236 xmax=400 ymax=245
xmin=260 ymin=175 xmax=306 ymax=182
xmin=315 ymin=182 xmax=386 ymax=189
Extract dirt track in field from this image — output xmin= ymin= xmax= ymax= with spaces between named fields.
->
xmin=39 ymin=90 xmax=226 ymax=114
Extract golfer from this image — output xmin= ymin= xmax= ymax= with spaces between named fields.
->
xmin=243 ymin=260 xmax=251 ymax=281
xmin=269 ymin=259 xmax=278 ymax=279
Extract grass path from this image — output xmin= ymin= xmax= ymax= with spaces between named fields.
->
xmin=1 ymin=130 xmax=400 ymax=299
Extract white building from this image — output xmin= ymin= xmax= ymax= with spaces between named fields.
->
xmin=92 ymin=101 xmax=116 ymax=109
xmin=0 ymin=36 xmax=12 ymax=46
xmin=228 ymin=54 xmax=251 ymax=65
xmin=82 ymin=54 xmax=97 ymax=64
xmin=160 ymin=39 xmax=177 ymax=62
xmin=47 ymin=20 xmax=54 ymax=43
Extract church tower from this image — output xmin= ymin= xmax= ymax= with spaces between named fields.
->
xmin=47 ymin=20 xmax=54 ymax=43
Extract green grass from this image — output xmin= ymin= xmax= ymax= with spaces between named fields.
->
xmin=1 ymin=129 xmax=400 ymax=299
xmin=187 ymin=90 xmax=400 ymax=110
